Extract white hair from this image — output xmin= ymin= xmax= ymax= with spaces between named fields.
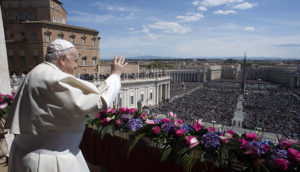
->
xmin=45 ymin=47 xmax=73 ymax=62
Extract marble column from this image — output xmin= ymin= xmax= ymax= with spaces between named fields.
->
xmin=0 ymin=5 xmax=11 ymax=94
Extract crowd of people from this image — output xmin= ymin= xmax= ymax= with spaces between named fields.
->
xmin=152 ymin=86 xmax=239 ymax=126
xmin=170 ymin=82 xmax=201 ymax=97
xmin=152 ymin=80 xmax=300 ymax=139
xmin=243 ymin=88 xmax=300 ymax=139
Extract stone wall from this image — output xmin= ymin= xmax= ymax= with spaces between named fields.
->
xmin=0 ymin=4 xmax=11 ymax=94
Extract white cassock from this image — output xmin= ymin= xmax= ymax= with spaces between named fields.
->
xmin=5 ymin=61 xmax=121 ymax=172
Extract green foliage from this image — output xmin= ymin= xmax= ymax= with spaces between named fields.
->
xmin=161 ymin=146 xmax=172 ymax=162
xmin=126 ymin=133 xmax=145 ymax=158
xmin=147 ymin=62 xmax=174 ymax=69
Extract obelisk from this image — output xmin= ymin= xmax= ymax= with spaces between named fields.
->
xmin=240 ymin=52 xmax=246 ymax=94
xmin=0 ymin=4 xmax=11 ymax=94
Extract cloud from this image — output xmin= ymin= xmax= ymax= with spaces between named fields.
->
xmin=214 ymin=10 xmax=236 ymax=15
xmin=177 ymin=13 xmax=204 ymax=22
xmin=147 ymin=21 xmax=191 ymax=34
xmin=201 ymin=0 xmax=243 ymax=7
xmin=90 ymin=2 xmax=138 ymax=12
xmin=275 ymin=42 xmax=300 ymax=47
xmin=192 ymin=1 xmax=201 ymax=6
xmin=234 ymin=2 xmax=257 ymax=10
xmin=244 ymin=26 xmax=255 ymax=31
xmin=198 ymin=6 xmax=208 ymax=11
xmin=68 ymin=11 xmax=114 ymax=24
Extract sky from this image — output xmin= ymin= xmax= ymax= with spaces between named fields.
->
xmin=62 ymin=0 xmax=300 ymax=59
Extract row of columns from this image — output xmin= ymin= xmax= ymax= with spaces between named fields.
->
xmin=113 ymin=82 xmax=170 ymax=108
xmin=171 ymin=73 xmax=205 ymax=83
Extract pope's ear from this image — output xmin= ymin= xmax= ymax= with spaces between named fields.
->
xmin=58 ymin=55 xmax=66 ymax=66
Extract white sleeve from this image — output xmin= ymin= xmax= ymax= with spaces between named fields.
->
xmin=100 ymin=74 xmax=121 ymax=108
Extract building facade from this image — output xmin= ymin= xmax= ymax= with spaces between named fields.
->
xmin=1 ymin=0 xmax=100 ymax=76
xmin=94 ymin=76 xmax=171 ymax=109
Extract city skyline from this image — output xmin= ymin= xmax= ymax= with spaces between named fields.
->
xmin=63 ymin=0 xmax=300 ymax=59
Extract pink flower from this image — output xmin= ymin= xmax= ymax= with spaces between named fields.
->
xmin=145 ymin=119 xmax=156 ymax=125
xmin=186 ymin=136 xmax=199 ymax=149
xmin=119 ymin=107 xmax=127 ymax=113
xmin=174 ymin=119 xmax=183 ymax=127
xmin=0 ymin=98 xmax=3 ymax=103
xmin=128 ymin=108 xmax=136 ymax=114
xmin=279 ymin=138 xmax=298 ymax=149
xmin=153 ymin=126 xmax=160 ymax=134
xmin=238 ymin=138 xmax=248 ymax=149
xmin=176 ymin=129 xmax=185 ymax=137
xmin=193 ymin=119 xmax=203 ymax=131
xmin=244 ymin=147 xmax=259 ymax=156
xmin=274 ymin=159 xmax=290 ymax=171
xmin=227 ymin=129 xmax=235 ymax=136
xmin=102 ymin=116 xmax=115 ymax=125
xmin=220 ymin=133 xmax=233 ymax=144
xmin=102 ymin=118 xmax=109 ymax=125
xmin=10 ymin=96 xmax=14 ymax=100
xmin=115 ymin=119 xmax=121 ymax=126
xmin=12 ymin=92 xmax=16 ymax=96
xmin=246 ymin=133 xmax=258 ymax=141
xmin=288 ymin=148 xmax=300 ymax=162
xmin=0 ymin=103 xmax=8 ymax=110
xmin=139 ymin=113 xmax=148 ymax=120
xmin=169 ymin=112 xmax=176 ymax=119
xmin=161 ymin=118 xmax=171 ymax=123
xmin=263 ymin=144 xmax=270 ymax=152
xmin=97 ymin=113 xmax=102 ymax=118
xmin=207 ymin=126 xmax=216 ymax=132
xmin=104 ymin=108 xmax=115 ymax=114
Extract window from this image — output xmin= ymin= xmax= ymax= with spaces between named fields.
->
xmin=19 ymin=13 xmax=25 ymax=21
xmin=130 ymin=96 xmax=134 ymax=105
xmin=52 ymin=16 xmax=56 ymax=22
xmin=70 ymin=37 xmax=75 ymax=43
xmin=141 ymin=94 xmax=144 ymax=101
xmin=150 ymin=92 xmax=153 ymax=99
xmin=46 ymin=35 xmax=50 ymax=42
xmin=92 ymin=57 xmax=97 ymax=65
xmin=51 ymin=4 xmax=54 ymax=8
xmin=28 ymin=12 xmax=35 ymax=20
xmin=20 ymin=49 xmax=24 ymax=56
xmin=33 ymin=49 xmax=38 ymax=56
xmin=8 ymin=49 xmax=13 ymax=56
xmin=81 ymin=35 xmax=86 ymax=45
xmin=18 ymin=3 xmax=22 ymax=8
xmin=10 ymin=33 xmax=14 ymax=38
xmin=9 ymin=14 xmax=14 ymax=21
xmin=92 ymin=39 xmax=96 ymax=46
xmin=20 ymin=57 xmax=26 ymax=66
xmin=82 ymin=57 xmax=87 ymax=66
xmin=32 ymin=33 xmax=37 ymax=41
xmin=21 ymin=32 xmax=25 ymax=36
xmin=58 ymin=18 xmax=62 ymax=23
xmin=118 ymin=94 xmax=122 ymax=107
xmin=34 ymin=57 xmax=39 ymax=65
xmin=8 ymin=57 xmax=14 ymax=66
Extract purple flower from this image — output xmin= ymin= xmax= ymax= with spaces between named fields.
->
xmin=245 ymin=141 xmax=269 ymax=158
xmin=125 ymin=119 xmax=143 ymax=132
xmin=269 ymin=148 xmax=288 ymax=160
xmin=182 ymin=124 xmax=193 ymax=133
xmin=161 ymin=122 xmax=176 ymax=133
xmin=200 ymin=133 xmax=221 ymax=151
xmin=121 ymin=114 xmax=131 ymax=121
xmin=153 ymin=118 xmax=162 ymax=124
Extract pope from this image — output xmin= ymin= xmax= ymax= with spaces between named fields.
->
xmin=5 ymin=39 xmax=128 ymax=172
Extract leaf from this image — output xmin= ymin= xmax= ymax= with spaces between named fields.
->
xmin=180 ymin=151 xmax=197 ymax=172
xmin=200 ymin=152 xmax=207 ymax=162
xmin=100 ymin=125 xmax=109 ymax=140
xmin=126 ymin=133 xmax=145 ymax=158
xmin=107 ymin=125 xmax=115 ymax=137
xmin=161 ymin=146 xmax=172 ymax=162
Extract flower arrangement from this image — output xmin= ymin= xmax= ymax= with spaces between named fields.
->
xmin=87 ymin=107 xmax=300 ymax=172
xmin=0 ymin=93 xmax=15 ymax=136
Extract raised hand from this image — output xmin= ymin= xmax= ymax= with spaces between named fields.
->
xmin=111 ymin=56 xmax=128 ymax=76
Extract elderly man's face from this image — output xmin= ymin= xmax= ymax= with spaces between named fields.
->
xmin=60 ymin=47 xmax=79 ymax=74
